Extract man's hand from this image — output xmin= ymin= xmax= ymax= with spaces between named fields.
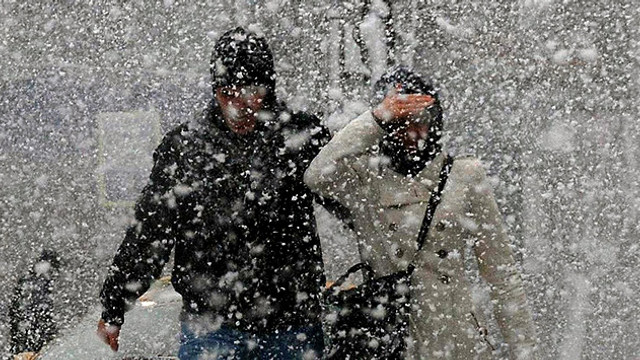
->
xmin=373 ymin=93 xmax=436 ymax=124
xmin=97 ymin=319 xmax=121 ymax=352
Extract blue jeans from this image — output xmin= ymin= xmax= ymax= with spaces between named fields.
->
xmin=178 ymin=322 xmax=324 ymax=360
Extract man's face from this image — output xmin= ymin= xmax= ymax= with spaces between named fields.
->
xmin=215 ymin=85 xmax=267 ymax=135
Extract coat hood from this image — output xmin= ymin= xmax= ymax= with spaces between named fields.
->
xmin=210 ymin=27 xmax=276 ymax=94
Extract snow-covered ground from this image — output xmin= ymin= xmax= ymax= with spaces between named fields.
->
xmin=39 ymin=279 xmax=182 ymax=360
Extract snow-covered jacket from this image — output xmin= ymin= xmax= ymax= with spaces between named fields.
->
xmin=100 ymin=101 xmax=329 ymax=332
xmin=304 ymin=111 xmax=537 ymax=359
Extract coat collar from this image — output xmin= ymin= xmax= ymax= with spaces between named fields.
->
xmin=376 ymin=151 xmax=447 ymax=207
xmin=413 ymin=151 xmax=448 ymax=190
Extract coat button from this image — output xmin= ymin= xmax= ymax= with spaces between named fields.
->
xmin=439 ymin=274 xmax=451 ymax=284
xmin=478 ymin=327 xmax=488 ymax=337
xmin=388 ymin=223 xmax=399 ymax=232
xmin=435 ymin=221 xmax=446 ymax=232
xmin=436 ymin=249 xmax=448 ymax=258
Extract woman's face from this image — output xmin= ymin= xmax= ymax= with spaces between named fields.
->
xmin=393 ymin=121 xmax=430 ymax=154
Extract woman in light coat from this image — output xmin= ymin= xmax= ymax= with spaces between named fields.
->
xmin=305 ymin=67 xmax=537 ymax=359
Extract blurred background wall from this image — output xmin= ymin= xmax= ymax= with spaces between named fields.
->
xmin=0 ymin=1 xmax=638 ymax=358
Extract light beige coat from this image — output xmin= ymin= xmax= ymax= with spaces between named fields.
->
xmin=305 ymin=111 xmax=537 ymax=359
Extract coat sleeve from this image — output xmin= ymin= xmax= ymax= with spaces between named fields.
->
xmin=99 ymin=130 xmax=183 ymax=326
xmin=304 ymin=111 xmax=385 ymax=207
xmin=289 ymin=112 xmax=356 ymax=229
xmin=462 ymin=159 xmax=538 ymax=359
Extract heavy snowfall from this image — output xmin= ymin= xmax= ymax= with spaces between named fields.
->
xmin=0 ymin=1 xmax=638 ymax=359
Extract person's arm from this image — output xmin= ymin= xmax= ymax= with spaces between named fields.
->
xmin=285 ymin=112 xmax=357 ymax=229
xmin=463 ymin=159 xmax=538 ymax=359
xmin=98 ymin=129 xmax=183 ymax=349
xmin=305 ymin=92 xmax=435 ymax=203
xmin=304 ymin=111 xmax=385 ymax=205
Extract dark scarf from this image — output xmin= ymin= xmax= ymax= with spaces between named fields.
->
xmin=381 ymin=134 xmax=441 ymax=176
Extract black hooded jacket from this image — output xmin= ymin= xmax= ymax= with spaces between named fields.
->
xmin=100 ymin=100 xmax=331 ymax=332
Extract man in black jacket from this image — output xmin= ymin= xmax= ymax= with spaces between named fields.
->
xmin=98 ymin=27 xmax=330 ymax=359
